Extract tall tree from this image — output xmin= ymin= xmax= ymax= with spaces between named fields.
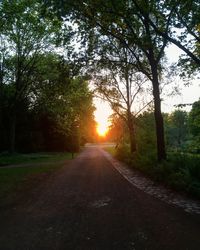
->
xmin=93 ymin=43 xmax=149 ymax=153
xmin=0 ymin=0 xmax=61 ymax=152
xmin=131 ymin=0 xmax=200 ymax=71
xmin=0 ymin=52 xmax=96 ymax=152
xmin=48 ymin=0 xmax=169 ymax=160
xmin=32 ymin=53 xmax=96 ymax=149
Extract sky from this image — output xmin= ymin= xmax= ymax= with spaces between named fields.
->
xmin=94 ymin=44 xmax=200 ymax=129
xmin=94 ymin=98 xmax=112 ymax=132
xmin=163 ymin=44 xmax=200 ymax=112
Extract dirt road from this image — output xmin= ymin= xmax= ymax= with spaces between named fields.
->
xmin=0 ymin=145 xmax=200 ymax=249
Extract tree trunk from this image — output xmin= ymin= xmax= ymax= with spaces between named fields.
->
xmin=153 ymin=88 xmax=166 ymax=161
xmin=125 ymin=62 xmax=137 ymax=154
xmin=129 ymin=121 xmax=136 ymax=153
xmin=127 ymin=110 xmax=136 ymax=153
xmin=9 ymin=111 xmax=16 ymax=154
xmin=10 ymin=63 xmax=21 ymax=154
xmin=0 ymin=61 xmax=4 ymax=150
xmin=149 ymin=57 xmax=166 ymax=161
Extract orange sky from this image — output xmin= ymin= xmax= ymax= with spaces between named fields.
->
xmin=94 ymin=98 xmax=112 ymax=133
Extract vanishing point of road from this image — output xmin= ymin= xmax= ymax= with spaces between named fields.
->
xmin=0 ymin=145 xmax=200 ymax=250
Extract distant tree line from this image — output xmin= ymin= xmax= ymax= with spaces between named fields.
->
xmin=108 ymin=100 xmax=200 ymax=155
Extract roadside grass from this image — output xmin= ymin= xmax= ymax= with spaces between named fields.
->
xmin=103 ymin=146 xmax=116 ymax=157
xmin=103 ymin=145 xmax=200 ymax=199
xmin=0 ymin=152 xmax=74 ymax=166
xmin=0 ymin=152 xmax=74 ymax=207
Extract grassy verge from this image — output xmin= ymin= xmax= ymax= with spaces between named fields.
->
xmin=0 ymin=152 xmax=74 ymax=166
xmin=103 ymin=145 xmax=200 ymax=199
xmin=103 ymin=146 xmax=116 ymax=157
xmin=0 ymin=152 xmax=74 ymax=207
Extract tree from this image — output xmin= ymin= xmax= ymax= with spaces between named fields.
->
xmin=32 ymin=53 xmax=96 ymax=151
xmin=0 ymin=0 xmax=61 ymax=152
xmin=49 ymin=0 xmax=169 ymax=160
xmin=0 ymin=51 xmax=96 ymax=152
xmin=187 ymin=99 xmax=200 ymax=153
xmin=131 ymin=0 xmax=200 ymax=72
xmin=107 ymin=113 xmax=126 ymax=146
xmin=93 ymin=43 xmax=150 ymax=153
xmin=136 ymin=111 xmax=156 ymax=155
xmin=165 ymin=110 xmax=189 ymax=150
xmin=189 ymin=99 xmax=200 ymax=137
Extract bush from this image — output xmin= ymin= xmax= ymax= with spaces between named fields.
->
xmin=115 ymin=143 xmax=132 ymax=163
xmin=116 ymin=145 xmax=200 ymax=198
xmin=155 ymin=153 xmax=200 ymax=196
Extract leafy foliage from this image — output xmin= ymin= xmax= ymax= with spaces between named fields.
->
xmin=188 ymin=99 xmax=200 ymax=153
xmin=108 ymin=104 xmax=200 ymax=198
xmin=189 ymin=99 xmax=200 ymax=137
xmin=0 ymin=1 xmax=96 ymax=153
xmin=0 ymin=52 xmax=96 ymax=152
xmin=165 ymin=110 xmax=189 ymax=150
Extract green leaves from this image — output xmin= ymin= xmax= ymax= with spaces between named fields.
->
xmin=189 ymin=99 xmax=200 ymax=137
xmin=31 ymin=53 xmax=95 ymax=141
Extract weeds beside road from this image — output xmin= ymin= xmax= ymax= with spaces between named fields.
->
xmin=103 ymin=145 xmax=200 ymax=199
xmin=0 ymin=152 xmax=74 ymax=166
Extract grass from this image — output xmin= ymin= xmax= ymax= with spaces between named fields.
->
xmin=103 ymin=145 xmax=200 ymax=199
xmin=0 ymin=152 xmax=75 ymax=207
xmin=103 ymin=146 xmax=116 ymax=157
xmin=0 ymin=152 xmax=74 ymax=166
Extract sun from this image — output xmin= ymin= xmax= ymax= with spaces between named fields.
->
xmin=97 ymin=123 xmax=108 ymax=137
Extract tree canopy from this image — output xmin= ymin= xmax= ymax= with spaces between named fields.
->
xmin=0 ymin=0 xmax=96 ymax=153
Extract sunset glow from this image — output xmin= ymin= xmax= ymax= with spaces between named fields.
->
xmin=97 ymin=123 xmax=108 ymax=137
xmin=95 ymin=99 xmax=112 ymax=137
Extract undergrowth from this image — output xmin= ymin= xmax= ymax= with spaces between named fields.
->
xmin=105 ymin=145 xmax=200 ymax=199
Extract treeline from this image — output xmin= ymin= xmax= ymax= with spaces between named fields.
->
xmin=0 ymin=52 xmax=96 ymax=153
xmin=108 ymin=102 xmax=200 ymax=157
xmin=165 ymin=106 xmax=200 ymax=154
xmin=0 ymin=1 xmax=96 ymax=153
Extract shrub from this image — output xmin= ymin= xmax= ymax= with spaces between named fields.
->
xmin=116 ymin=145 xmax=200 ymax=198
xmin=115 ymin=143 xmax=132 ymax=163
